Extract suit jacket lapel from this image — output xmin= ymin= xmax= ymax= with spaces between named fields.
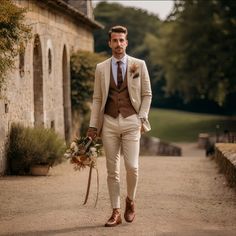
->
xmin=104 ymin=56 xmax=133 ymax=94
xmin=127 ymin=56 xmax=132 ymax=92
xmin=104 ymin=58 xmax=111 ymax=98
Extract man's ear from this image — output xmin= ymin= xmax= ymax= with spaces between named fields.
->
xmin=108 ymin=40 xmax=111 ymax=48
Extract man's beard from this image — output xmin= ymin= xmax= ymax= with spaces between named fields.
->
xmin=115 ymin=47 xmax=124 ymax=54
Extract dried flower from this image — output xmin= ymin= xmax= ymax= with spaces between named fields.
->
xmin=129 ymin=63 xmax=139 ymax=74
xmin=64 ymin=137 xmax=102 ymax=171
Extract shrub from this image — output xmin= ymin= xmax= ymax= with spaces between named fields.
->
xmin=7 ymin=123 xmax=66 ymax=175
xmin=70 ymin=50 xmax=107 ymax=136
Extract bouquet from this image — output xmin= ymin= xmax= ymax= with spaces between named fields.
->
xmin=64 ymin=136 xmax=102 ymax=170
xmin=64 ymin=136 xmax=102 ymax=206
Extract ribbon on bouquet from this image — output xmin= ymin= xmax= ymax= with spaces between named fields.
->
xmin=83 ymin=162 xmax=99 ymax=207
xmin=64 ymin=136 xmax=102 ymax=207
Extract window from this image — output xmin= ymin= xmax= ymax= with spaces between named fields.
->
xmin=5 ymin=103 xmax=9 ymax=113
xmin=50 ymin=120 xmax=55 ymax=130
xmin=19 ymin=43 xmax=25 ymax=77
xmin=48 ymin=49 xmax=52 ymax=74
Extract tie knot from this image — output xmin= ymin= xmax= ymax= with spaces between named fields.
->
xmin=117 ymin=61 xmax=121 ymax=66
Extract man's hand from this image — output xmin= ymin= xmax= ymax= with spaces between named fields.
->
xmin=141 ymin=124 xmax=145 ymax=134
xmin=140 ymin=118 xmax=145 ymax=134
xmin=87 ymin=127 xmax=97 ymax=140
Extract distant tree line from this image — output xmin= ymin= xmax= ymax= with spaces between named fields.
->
xmin=94 ymin=0 xmax=236 ymax=115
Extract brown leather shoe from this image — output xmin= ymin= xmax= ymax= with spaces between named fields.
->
xmin=124 ymin=197 xmax=135 ymax=223
xmin=104 ymin=209 xmax=122 ymax=227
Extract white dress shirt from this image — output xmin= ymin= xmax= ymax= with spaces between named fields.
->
xmin=111 ymin=54 xmax=128 ymax=86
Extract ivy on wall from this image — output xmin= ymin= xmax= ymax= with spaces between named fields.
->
xmin=0 ymin=0 xmax=31 ymax=94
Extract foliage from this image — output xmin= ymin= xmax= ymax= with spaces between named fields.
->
xmin=7 ymin=123 xmax=66 ymax=175
xmin=156 ymin=0 xmax=236 ymax=107
xmin=94 ymin=1 xmax=161 ymax=56
xmin=148 ymin=108 xmax=236 ymax=142
xmin=93 ymin=1 xmax=161 ymax=73
xmin=64 ymin=136 xmax=102 ymax=171
xmin=70 ymin=50 xmax=107 ymax=135
xmin=0 ymin=0 xmax=31 ymax=92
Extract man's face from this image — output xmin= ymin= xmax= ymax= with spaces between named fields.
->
xmin=108 ymin=32 xmax=128 ymax=57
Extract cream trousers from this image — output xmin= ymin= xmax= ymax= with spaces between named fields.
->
xmin=102 ymin=114 xmax=141 ymax=209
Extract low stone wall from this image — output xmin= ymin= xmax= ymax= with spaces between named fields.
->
xmin=140 ymin=135 xmax=181 ymax=156
xmin=214 ymin=143 xmax=236 ymax=187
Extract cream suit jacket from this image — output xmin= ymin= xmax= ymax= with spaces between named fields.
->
xmin=89 ymin=55 xmax=152 ymax=136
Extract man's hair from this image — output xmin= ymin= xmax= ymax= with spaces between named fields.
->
xmin=108 ymin=25 xmax=128 ymax=41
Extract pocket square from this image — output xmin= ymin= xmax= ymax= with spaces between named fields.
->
xmin=133 ymin=72 xmax=139 ymax=79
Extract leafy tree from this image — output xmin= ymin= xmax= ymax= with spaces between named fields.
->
xmin=70 ymin=50 xmax=107 ymax=135
xmin=157 ymin=0 xmax=236 ymax=109
xmin=94 ymin=1 xmax=161 ymax=59
xmin=0 ymin=0 xmax=31 ymax=93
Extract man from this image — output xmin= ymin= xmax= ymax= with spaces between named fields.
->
xmin=87 ymin=25 xmax=152 ymax=227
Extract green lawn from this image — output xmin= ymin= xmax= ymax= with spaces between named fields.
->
xmin=148 ymin=108 xmax=236 ymax=142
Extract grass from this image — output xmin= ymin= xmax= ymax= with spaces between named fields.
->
xmin=148 ymin=108 xmax=236 ymax=143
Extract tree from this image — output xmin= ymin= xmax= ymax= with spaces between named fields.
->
xmin=94 ymin=2 xmax=161 ymax=55
xmin=0 ymin=0 xmax=31 ymax=93
xmin=157 ymin=0 xmax=236 ymax=109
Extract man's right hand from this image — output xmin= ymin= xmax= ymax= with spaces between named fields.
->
xmin=87 ymin=127 xmax=97 ymax=140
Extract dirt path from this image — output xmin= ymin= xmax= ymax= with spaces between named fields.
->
xmin=0 ymin=144 xmax=236 ymax=236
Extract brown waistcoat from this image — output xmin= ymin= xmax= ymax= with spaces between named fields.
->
xmin=104 ymin=65 xmax=137 ymax=118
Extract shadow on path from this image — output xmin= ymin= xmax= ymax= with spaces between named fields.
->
xmin=0 ymin=225 xmax=102 ymax=236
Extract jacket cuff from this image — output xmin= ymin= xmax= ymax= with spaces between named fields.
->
xmin=88 ymin=127 xmax=97 ymax=131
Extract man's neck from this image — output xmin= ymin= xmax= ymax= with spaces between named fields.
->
xmin=113 ymin=53 xmax=126 ymax=60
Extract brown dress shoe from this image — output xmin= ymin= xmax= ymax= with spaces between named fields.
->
xmin=124 ymin=197 xmax=135 ymax=223
xmin=104 ymin=209 xmax=122 ymax=227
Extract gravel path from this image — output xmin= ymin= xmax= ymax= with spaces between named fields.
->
xmin=0 ymin=144 xmax=236 ymax=236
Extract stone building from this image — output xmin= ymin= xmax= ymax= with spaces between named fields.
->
xmin=0 ymin=0 xmax=102 ymax=174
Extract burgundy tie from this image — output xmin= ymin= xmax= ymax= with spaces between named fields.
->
xmin=117 ymin=61 xmax=123 ymax=89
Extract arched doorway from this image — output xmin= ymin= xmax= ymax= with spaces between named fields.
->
xmin=62 ymin=45 xmax=71 ymax=143
xmin=33 ymin=35 xmax=44 ymax=127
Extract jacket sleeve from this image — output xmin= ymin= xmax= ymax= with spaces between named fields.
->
xmin=138 ymin=61 xmax=152 ymax=119
xmin=89 ymin=64 xmax=102 ymax=129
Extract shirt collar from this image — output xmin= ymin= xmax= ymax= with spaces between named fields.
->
xmin=111 ymin=54 xmax=127 ymax=65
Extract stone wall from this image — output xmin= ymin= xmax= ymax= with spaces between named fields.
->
xmin=214 ymin=143 xmax=236 ymax=187
xmin=140 ymin=135 xmax=182 ymax=156
xmin=0 ymin=0 xmax=96 ymax=175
